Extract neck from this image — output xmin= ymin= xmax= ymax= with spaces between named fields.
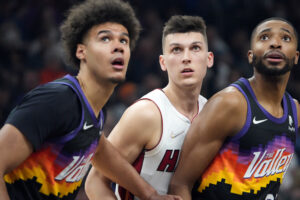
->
xmin=163 ymin=84 xmax=201 ymax=121
xmin=249 ymin=72 xmax=290 ymax=117
xmin=77 ymin=73 xmax=116 ymax=117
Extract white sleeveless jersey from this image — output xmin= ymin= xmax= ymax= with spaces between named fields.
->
xmin=115 ymin=89 xmax=207 ymax=200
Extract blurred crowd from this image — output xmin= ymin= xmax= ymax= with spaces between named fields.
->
xmin=0 ymin=0 xmax=300 ymax=199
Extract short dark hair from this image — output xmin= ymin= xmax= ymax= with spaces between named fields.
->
xmin=250 ymin=17 xmax=298 ymax=48
xmin=162 ymin=15 xmax=207 ymax=49
xmin=60 ymin=0 xmax=141 ymax=69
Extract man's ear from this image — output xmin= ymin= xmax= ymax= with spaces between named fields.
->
xmin=159 ymin=55 xmax=167 ymax=71
xmin=76 ymin=44 xmax=86 ymax=61
xmin=207 ymin=51 xmax=214 ymax=68
xmin=248 ymin=50 xmax=253 ymax=64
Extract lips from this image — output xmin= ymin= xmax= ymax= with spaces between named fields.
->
xmin=264 ymin=51 xmax=285 ymax=63
xmin=181 ymin=68 xmax=194 ymax=73
xmin=111 ymin=57 xmax=124 ymax=70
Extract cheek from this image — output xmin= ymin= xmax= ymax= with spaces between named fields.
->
xmin=124 ymin=51 xmax=131 ymax=64
xmin=286 ymin=48 xmax=298 ymax=59
xmin=252 ymin=44 xmax=265 ymax=55
xmin=166 ymin=56 xmax=181 ymax=66
xmin=194 ymin=55 xmax=208 ymax=65
xmin=90 ymin=47 xmax=106 ymax=60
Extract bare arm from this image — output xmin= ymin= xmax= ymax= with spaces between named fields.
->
xmin=85 ymin=167 xmax=117 ymax=200
xmin=88 ymin=101 xmax=181 ymax=200
xmin=0 ymin=124 xmax=33 ymax=200
xmin=169 ymin=88 xmax=247 ymax=199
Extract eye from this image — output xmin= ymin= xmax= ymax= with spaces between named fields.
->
xmin=101 ymin=36 xmax=110 ymax=42
xmin=260 ymin=34 xmax=269 ymax=41
xmin=120 ymin=38 xmax=129 ymax=44
xmin=192 ymin=45 xmax=201 ymax=51
xmin=171 ymin=47 xmax=181 ymax=53
xmin=282 ymin=35 xmax=291 ymax=42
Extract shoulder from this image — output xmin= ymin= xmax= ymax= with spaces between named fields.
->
xmin=112 ymin=99 xmax=162 ymax=138
xmin=28 ymin=83 xmax=81 ymax=115
xmin=5 ymin=83 xmax=81 ymax=150
xmin=140 ymin=89 xmax=164 ymax=101
xmin=9 ymin=83 xmax=78 ymax=116
xmin=195 ymin=86 xmax=248 ymax=137
xmin=108 ymin=98 xmax=162 ymax=151
xmin=24 ymin=83 xmax=76 ymax=104
xmin=19 ymin=83 xmax=81 ymax=124
xmin=208 ymin=86 xmax=247 ymax=111
xmin=123 ymin=99 xmax=161 ymax=123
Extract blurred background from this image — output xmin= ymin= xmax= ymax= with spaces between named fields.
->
xmin=0 ymin=0 xmax=299 ymax=199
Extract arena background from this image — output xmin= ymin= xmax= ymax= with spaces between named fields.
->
xmin=0 ymin=0 xmax=299 ymax=199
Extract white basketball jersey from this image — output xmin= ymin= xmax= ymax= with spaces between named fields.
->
xmin=115 ymin=89 xmax=207 ymax=200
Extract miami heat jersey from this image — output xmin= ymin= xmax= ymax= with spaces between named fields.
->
xmin=4 ymin=75 xmax=104 ymax=200
xmin=193 ymin=78 xmax=298 ymax=200
xmin=116 ymin=89 xmax=207 ymax=200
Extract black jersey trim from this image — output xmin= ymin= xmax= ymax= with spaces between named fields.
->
xmin=240 ymin=78 xmax=288 ymax=124
xmin=65 ymin=75 xmax=104 ymax=129
xmin=229 ymin=83 xmax=252 ymax=141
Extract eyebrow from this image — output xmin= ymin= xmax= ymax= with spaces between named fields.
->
xmin=281 ymin=28 xmax=291 ymax=35
xmin=258 ymin=27 xmax=292 ymax=35
xmin=169 ymin=41 xmax=204 ymax=46
xmin=259 ymin=28 xmax=271 ymax=35
xmin=97 ymin=30 xmax=129 ymax=37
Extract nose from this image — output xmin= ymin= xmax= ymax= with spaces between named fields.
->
xmin=270 ymin=36 xmax=282 ymax=49
xmin=182 ymin=49 xmax=191 ymax=64
xmin=113 ymin=41 xmax=124 ymax=54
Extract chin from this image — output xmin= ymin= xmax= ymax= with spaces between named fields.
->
xmin=109 ymin=77 xmax=126 ymax=84
xmin=253 ymin=55 xmax=294 ymax=76
xmin=181 ymin=80 xmax=199 ymax=88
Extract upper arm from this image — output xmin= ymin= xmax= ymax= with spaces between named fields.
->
xmin=5 ymin=85 xmax=80 ymax=150
xmin=171 ymin=88 xmax=247 ymax=190
xmin=108 ymin=100 xmax=161 ymax=163
xmin=0 ymin=124 xmax=33 ymax=175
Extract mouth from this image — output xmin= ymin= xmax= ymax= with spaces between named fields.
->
xmin=264 ymin=51 xmax=285 ymax=64
xmin=181 ymin=68 xmax=194 ymax=76
xmin=111 ymin=57 xmax=125 ymax=70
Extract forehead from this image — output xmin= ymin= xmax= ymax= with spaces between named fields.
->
xmin=164 ymin=32 xmax=206 ymax=46
xmin=90 ymin=22 xmax=128 ymax=35
xmin=254 ymin=20 xmax=295 ymax=37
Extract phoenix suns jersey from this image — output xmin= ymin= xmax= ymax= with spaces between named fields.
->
xmin=192 ymin=77 xmax=298 ymax=200
xmin=116 ymin=89 xmax=207 ymax=200
xmin=4 ymin=75 xmax=104 ymax=200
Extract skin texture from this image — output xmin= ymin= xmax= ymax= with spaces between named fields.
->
xmin=169 ymin=20 xmax=299 ymax=199
xmin=75 ymin=23 xmax=130 ymax=115
xmin=0 ymin=23 xmax=180 ymax=200
xmin=76 ymin=22 xmax=182 ymax=200
xmin=85 ymin=31 xmax=213 ymax=199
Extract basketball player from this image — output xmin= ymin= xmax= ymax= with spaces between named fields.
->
xmin=169 ymin=17 xmax=300 ymax=200
xmin=0 ymin=0 xmax=181 ymax=199
xmin=85 ymin=15 xmax=214 ymax=199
